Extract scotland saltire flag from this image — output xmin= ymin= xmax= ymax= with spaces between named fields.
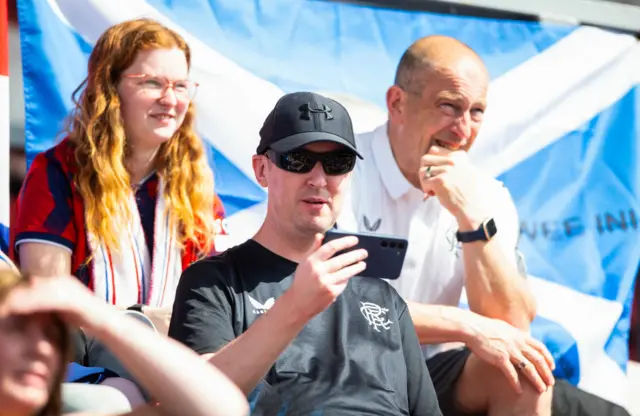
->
xmin=16 ymin=0 xmax=640 ymax=408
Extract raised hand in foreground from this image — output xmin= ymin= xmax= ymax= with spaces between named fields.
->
xmin=1 ymin=273 xmax=249 ymax=416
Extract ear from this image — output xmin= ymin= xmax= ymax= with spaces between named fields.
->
xmin=252 ymin=155 xmax=268 ymax=188
xmin=386 ymin=85 xmax=405 ymax=126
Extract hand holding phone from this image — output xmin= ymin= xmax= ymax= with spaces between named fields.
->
xmin=322 ymin=230 xmax=408 ymax=280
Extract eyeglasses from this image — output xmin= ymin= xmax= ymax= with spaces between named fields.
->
xmin=265 ymin=148 xmax=356 ymax=176
xmin=122 ymin=74 xmax=199 ymax=101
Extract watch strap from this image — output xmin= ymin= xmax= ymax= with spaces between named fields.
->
xmin=456 ymin=218 xmax=497 ymax=243
xmin=127 ymin=304 xmax=144 ymax=313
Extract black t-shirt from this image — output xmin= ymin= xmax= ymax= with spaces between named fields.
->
xmin=169 ymin=240 xmax=441 ymax=416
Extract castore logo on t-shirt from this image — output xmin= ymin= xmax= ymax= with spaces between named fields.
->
xmin=248 ymin=295 xmax=275 ymax=315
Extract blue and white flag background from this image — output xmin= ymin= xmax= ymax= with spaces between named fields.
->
xmin=13 ymin=0 xmax=640 ymax=408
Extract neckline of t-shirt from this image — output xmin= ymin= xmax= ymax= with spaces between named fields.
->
xmin=246 ymin=239 xmax=299 ymax=268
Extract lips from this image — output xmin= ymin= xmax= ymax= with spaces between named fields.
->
xmin=16 ymin=370 xmax=49 ymax=387
xmin=434 ymin=139 xmax=462 ymax=151
xmin=151 ymin=113 xmax=175 ymax=120
xmin=302 ymin=197 xmax=328 ymax=205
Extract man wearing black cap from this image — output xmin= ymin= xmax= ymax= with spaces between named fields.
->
xmin=168 ymin=92 xmax=442 ymax=415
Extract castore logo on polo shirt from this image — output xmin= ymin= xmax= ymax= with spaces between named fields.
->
xmin=446 ymin=227 xmax=462 ymax=256
xmin=363 ymin=216 xmax=381 ymax=232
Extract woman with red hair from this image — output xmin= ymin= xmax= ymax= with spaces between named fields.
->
xmin=11 ymin=17 xmax=227 ymax=408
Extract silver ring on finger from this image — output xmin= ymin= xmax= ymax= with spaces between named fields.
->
xmin=423 ymin=166 xmax=432 ymax=179
xmin=517 ymin=360 xmax=527 ymax=370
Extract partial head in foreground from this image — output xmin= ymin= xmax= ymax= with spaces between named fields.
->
xmin=387 ymin=35 xmax=489 ymax=177
xmin=0 ymin=270 xmax=70 ymax=416
xmin=67 ymin=18 xmax=215 ymax=255
xmin=253 ymin=92 xmax=361 ymax=236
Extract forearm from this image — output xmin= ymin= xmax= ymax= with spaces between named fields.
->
xmin=461 ymin=240 xmax=535 ymax=329
xmin=87 ymin=307 xmax=248 ymax=416
xmin=207 ymin=290 xmax=307 ymax=395
xmin=457 ymin=216 xmax=535 ymax=330
xmin=407 ymin=301 xmax=480 ymax=345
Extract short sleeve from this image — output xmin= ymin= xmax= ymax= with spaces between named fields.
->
xmin=13 ymin=152 xmax=77 ymax=253
xmin=168 ymin=259 xmax=237 ymax=355
xmin=399 ymin=304 xmax=443 ymax=416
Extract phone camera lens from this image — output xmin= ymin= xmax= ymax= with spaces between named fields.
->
xmin=389 ymin=242 xmax=397 ymax=248
xmin=398 ymin=242 xmax=406 ymax=250
xmin=381 ymin=241 xmax=388 ymax=248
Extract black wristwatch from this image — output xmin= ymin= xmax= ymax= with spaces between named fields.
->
xmin=127 ymin=304 xmax=144 ymax=313
xmin=456 ymin=218 xmax=497 ymax=243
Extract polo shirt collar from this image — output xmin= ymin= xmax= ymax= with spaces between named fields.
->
xmin=371 ymin=123 xmax=414 ymax=200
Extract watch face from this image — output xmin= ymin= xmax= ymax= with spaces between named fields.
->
xmin=486 ymin=218 xmax=497 ymax=238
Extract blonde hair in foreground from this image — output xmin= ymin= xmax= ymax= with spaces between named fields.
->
xmin=0 ymin=270 xmax=70 ymax=416
xmin=67 ymin=18 xmax=216 ymax=255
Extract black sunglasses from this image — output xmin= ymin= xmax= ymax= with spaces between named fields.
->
xmin=265 ymin=148 xmax=357 ymax=176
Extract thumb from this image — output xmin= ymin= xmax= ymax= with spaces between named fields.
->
xmin=313 ymin=233 xmax=324 ymax=250
xmin=428 ymin=144 xmax=444 ymax=155
xmin=304 ymin=233 xmax=325 ymax=258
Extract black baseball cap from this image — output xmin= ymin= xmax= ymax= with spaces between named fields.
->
xmin=256 ymin=92 xmax=362 ymax=158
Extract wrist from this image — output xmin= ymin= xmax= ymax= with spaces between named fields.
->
xmin=275 ymin=290 xmax=313 ymax=329
xmin=80 ymin=303 xmax=120 ymax=338
xmin=462 ymin=312 xmax=493 ymax=348
xmin=446 ymin=307 xmax=483 ymax=345
xmin=455 ymin=208 xmax=489 ymax=232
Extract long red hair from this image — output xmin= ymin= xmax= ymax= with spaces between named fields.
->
xmin=67 ymin=18 xmax=215 ymax=255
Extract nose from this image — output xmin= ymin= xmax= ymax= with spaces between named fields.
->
xmin=25 ymin=319 xmax=56 ymax=359
xmin=157 ymin=86 xmax=179 ymax=106
xmin=306 ymin=161 xmax=328 ymax=188
xmin=451 ymin=111 xmax=472 ymax=139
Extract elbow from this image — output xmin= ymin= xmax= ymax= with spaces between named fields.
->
xmin=502 ymin=294 xmax=537 ymax=331
xmin=475 ymin=292 xmax=537 ymax=332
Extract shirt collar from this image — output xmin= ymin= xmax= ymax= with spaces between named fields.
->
xmin=371 ymin=123 xmax=414 ymax=200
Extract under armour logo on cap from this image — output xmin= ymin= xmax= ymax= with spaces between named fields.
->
xmin=255 ymin=91 xmax=362 ymax=158
xmin=299 ymin=103 xmax=334 ymax=120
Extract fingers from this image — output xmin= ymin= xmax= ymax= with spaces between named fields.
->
xmin=419 ymin=165 xmax=450 ymax=180
xmin=429 ymin=145 xmax=467 ymax=159
xmin=428 ymin=145 xmax=450 ymax=155
xmin=1 ymin=288 xmax=47 ymax=317
xmin=324 ymin=248 xmax=368 ymax=273
xmin=330 ymin=261 xmax=367 ymax=285
xmin=497 ymin=355 xmax=522 ymax=394
xmin=419 ymin=166 xmax=450 ymax=200
xmin=511 ymin=354 xmax=547 ymax=394
xmin=522 ymin=345 xmax=555 ymax=388
xmin=527 ymin=337 xmax=556 ymax=371
xmin=315 ymin=236 xmax=359 ymax=261
xmin=420 ymin=150 xmax=455 ymax=166
xmin=312 ymin=233 xmax=324 ymax=252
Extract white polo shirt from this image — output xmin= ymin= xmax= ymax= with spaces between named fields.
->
xmin=338 ymin=123 xmax=521 ymax=358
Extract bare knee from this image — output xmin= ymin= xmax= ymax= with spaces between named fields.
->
xmin=455 ymin=353 xmax=552 ymax=416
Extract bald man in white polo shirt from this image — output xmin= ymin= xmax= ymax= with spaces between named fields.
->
xmin=338 ymin=36 xmax=556 ymax=416
xmin=340 ymin=35 xmax=633 ymax=416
